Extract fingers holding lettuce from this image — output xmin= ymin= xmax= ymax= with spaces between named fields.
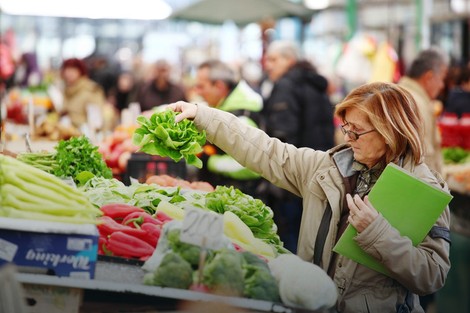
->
xmin=167 ymin=101 xmax=198 ymax=123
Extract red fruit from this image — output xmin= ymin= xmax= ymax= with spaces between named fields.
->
xmin=118 ymin=151 xmax=132 ymax=172
xmin=189 ymin=283 xmax=211 ymax=293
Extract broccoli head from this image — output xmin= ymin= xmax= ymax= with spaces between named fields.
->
xmin=241 ymin=251 xmax=280 ymax=302
xmin=202 ymin=248 xmax=244 ymax=296
xmin=153 ymin=252 xmax=193 ymax=289
xmin=243 ymin=264 xmax=280 ymax=302
xmin=241 ymin=251 xmax=269 ymax=270
xmin=166 ymin=228 xmax=203 ymax=268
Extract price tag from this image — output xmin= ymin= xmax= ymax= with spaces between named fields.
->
xmin=180 ymin=206 xmax=224 ymax=250
xmin=61 ymin=177 xmax=77 ymax=188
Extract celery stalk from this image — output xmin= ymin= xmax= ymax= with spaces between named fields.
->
xmin=1 ymin=157 xmax=90 ymax=205
xmin=3 ymin=171 xmax=92 ymax=208
xmin=1 ymin=184 xmax=100 ymax=216
xmin=0 ymin=206 xmax=99 ymax=224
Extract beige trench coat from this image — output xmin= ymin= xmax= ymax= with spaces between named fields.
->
xmin=193 ymin=104 xmax=451 ymax=313
xmin=398 ymin=77 xmax=443 ymax=175
xmin=62 ymin=77 xmax=106 ymax=128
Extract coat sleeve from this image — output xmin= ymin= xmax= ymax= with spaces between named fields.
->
xmin=355 ymin=193 xmax=451 ymax=295
xmin=193 ymin=104 xmax=326 ymax=197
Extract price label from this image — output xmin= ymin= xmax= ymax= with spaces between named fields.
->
xmin=61 ymin=177 xmax=77 ymax=188
xmin=180 ymin=206 xmax=224 ymax=250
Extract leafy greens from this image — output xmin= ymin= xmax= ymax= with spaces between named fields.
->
xmin=16 ymin=136 xmax=112 ymax=184
xmin=54 ymin=136 xmax=112 ymax=181
xmin=132 ymin=110 xmax=206 ymax=168
xmin=205 ymin=186 xmax=283 ymax=249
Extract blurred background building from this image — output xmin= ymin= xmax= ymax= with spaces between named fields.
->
xmin=1 ymin=0 xmax=468 ymax=92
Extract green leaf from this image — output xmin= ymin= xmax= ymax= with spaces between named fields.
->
xmin=75 ymin=171 xmax=95 ymax=186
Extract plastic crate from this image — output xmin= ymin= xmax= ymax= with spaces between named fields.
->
xmin=122 ymin=153 xmax=187 ymax=185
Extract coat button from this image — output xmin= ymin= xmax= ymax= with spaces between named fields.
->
xmin=320 ymin=175 xmax=325 ymax=180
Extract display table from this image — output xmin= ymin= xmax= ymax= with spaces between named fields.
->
xmin=436 ymin=166 xmax=470 ymax=313
xmin=14 ymin=258 xmax=323 ymax=313
xmin=2 ymin=138 xmax=57 ymax=154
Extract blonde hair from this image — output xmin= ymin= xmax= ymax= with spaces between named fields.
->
xmin=335 ymin=82 xmax=424 ymax=165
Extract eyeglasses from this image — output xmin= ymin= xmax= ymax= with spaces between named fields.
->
xmin=340 ymin=123 xmax=376 ymax=141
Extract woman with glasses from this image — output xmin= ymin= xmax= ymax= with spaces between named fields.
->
xmin=167 ymin=82 xmax=451 ymax=313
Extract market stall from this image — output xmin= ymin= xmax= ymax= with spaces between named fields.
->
xmin=0 ymin=109 xmax=338 ymax=313
xmin=436 ymin=116 xmax=470 ymax=313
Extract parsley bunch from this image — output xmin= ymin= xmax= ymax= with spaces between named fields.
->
xmin=17 ymin=136 xmax=112 ymax=185
xmin=53 ymin=136 xmax=112 ymax=181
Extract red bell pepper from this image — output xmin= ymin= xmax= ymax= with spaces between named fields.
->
xmin=100 ymin=203 xmax=145 ymax=220
xmin=97 ymin=216 xmax=126 ymax=236
xmin=107 ymin=231 xmax=154 ymax=258
xmin=155 ymin=211 xmax=173 ymax=223
xmin=140 ymin=223 xmax=162 ymax=247
xmin=122 ymin=211 xmax=163 ymax=228
xmin=189 ymin=283 xmax=211 ymax=293
xmin=97 ymin=216 xmax=155 ymax=246
xmin=98 ymin=236 xmax=107 ymax=255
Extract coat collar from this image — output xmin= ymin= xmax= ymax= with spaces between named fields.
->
xmin=329 ymin=144 xmax=356 ymax=178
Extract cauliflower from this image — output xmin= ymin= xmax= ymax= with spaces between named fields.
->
xmin=268 ymin=254 xmax=338 ymax=310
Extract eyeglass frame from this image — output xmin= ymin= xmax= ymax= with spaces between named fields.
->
xmin=340 ymin=123 xmax=376 ymax=141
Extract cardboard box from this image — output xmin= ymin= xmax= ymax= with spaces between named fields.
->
xmin=23 ymin=283 xmax=82 ymax=313
xmin=0 ymin=218 xmax=98 ymax=279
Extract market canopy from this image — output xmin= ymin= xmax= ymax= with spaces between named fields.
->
xmin=170 ymin=0 xmax=315 ymax=26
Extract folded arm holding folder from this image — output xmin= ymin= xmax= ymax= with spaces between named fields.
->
xmin=333 ymin=162 xmax=453 ymax=276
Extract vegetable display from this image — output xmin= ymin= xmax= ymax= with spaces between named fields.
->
xmin=96 ymin=203 xmax=171 ymax=259
xmin=142 ymin=221 xmax=280 ymax=302
xmin=205 ymin=186 xmax=286 ymax=253
xmin=132 ymin=110 xmax=206 ymax=168
xmin=442 ymin=147 xmax=470 ymax=164
xmin=80 ymin=176 xmax=282 ymax=259
xmin=0 ymin=154 xmax=100 ymax=224
xmin=16 ymin=136 xmax=112 ymax=184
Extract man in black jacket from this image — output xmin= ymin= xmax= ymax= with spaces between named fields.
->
xmin=260 ymin=40 xmax=335 ymax=253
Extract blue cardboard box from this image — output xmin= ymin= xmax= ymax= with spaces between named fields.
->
xmin=0 ymin=218 xmax=98 ymax=279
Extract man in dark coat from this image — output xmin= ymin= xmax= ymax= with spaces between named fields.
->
xmin=260 ymin=40 xmax=335 ymax=253
xmin=136 ymin=59 xmax=187 ymax=111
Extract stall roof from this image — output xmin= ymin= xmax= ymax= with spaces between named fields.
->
xmin=170 ymin=0 xmax=315 ymax=26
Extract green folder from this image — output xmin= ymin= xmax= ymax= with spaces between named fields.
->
xmin=332 ymin=162 xmax=453 ymax=276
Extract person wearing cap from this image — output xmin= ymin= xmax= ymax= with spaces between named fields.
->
xmin=60 ymin=58 xmax=107 ymax=129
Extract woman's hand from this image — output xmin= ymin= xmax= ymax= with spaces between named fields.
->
xmin=167 ymin=101 xmax=198 ymax=123
xmin=346 ymin=194 xmax=379 ymax=232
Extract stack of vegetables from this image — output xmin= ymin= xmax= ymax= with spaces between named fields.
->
xmin=16 ymin=136 xmax=112 ymax=185
xmin=98 ymin=124 xmax=140 ymax=176
xmin=205 ymin=186 xmax=287 ymax=254
xmin=442 ymin=147 xmax=470 ymax=165
xmin=97 ymin=203 xmax=174 ymax=260
xmin=0 ymin=154 xmax=100 ymax=224
xmin=142 ymin=221 xmax=281 ymax=302
xmin=80 ymin=176 xmax=284 ymax=259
